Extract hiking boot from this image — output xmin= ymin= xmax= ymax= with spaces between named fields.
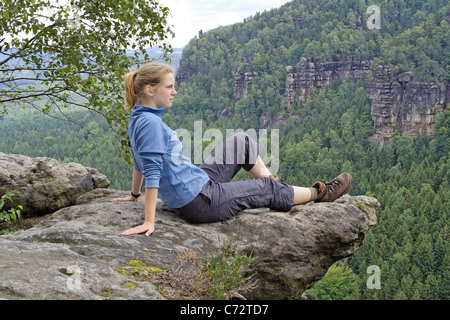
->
xmin=311 ymin=172 xmax=352 ymax=202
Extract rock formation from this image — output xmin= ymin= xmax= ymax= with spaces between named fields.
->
xmin=0 ymin=152 xmax=110 ymax=217
xmin=285 ymin=57 xmax=447 ymax=144
xmin=178 ymin=52 xmax=446 ymax=144
xmin=285 ymin=57 xmax=371 ymax=112
xmin=0 ymin=185 xmax=379 ymax=300
xmin=233 ymin=57 xmax=260 ymax=101
xmin=366 ymin=67 xmax=447 ymax=144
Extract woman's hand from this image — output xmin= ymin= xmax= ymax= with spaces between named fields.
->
xmin=120 ymin=222 xmax=154 ymax=237
xmin=109 ymin=195 xmax=138 ymax=202
xmin=118 ymin=188 xmax=157 ymax=237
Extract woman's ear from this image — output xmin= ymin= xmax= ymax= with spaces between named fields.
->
xmin=144 ymin=85 xmax=154 ymax=97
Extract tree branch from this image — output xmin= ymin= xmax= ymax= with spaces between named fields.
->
xmin=0 ymin=20 xmax=60 ymax=67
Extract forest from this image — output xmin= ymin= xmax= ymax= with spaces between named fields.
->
xmin=0 ymin=0 xmax=449 ymax=299
xmin=168 ymin=0 xmax=449 ymax=299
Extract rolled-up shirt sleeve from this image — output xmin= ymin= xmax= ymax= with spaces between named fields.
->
xmin=134 ymin=116 xmax=169 ymax=189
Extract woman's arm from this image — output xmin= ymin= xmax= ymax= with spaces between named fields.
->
xmin=120 ymin=188 xmax=158 ymax=237
xmin=109 ymin=169 xmax=144 ymax=202
xmin=131 ymin=169 xmax=144 ymax=196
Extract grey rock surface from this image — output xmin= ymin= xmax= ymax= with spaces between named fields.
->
xmin=0 ymin=152 xmax=110 ymax=217
xmin=1 ymin=187 xmax=379 ymax=300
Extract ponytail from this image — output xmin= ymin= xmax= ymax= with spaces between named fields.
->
xmin=124 ymin=71 xmax=137 ymax=111
xmin=124 ymin=62 xmax=175 ymax=111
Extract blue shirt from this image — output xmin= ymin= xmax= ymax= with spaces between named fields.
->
xmin=128 ymin=105 xmax=210 ymax=208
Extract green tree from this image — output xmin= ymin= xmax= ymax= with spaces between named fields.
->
xmin=1 ymin=0 xmax=173 ymax=162
xmin=304 ymin=264 xmax=358 ymax=300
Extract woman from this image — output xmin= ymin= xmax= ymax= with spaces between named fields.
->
xmin=110 ymin=62 xmax=351 ymax=236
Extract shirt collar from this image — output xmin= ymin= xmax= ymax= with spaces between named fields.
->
xmin=132 ymin=104 xmax=164 ymax=118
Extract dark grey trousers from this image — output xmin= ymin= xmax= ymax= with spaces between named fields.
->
xmin=179 ymin=132 xmax=294 ymax=223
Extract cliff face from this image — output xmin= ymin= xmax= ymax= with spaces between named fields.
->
xmin=180 ymin=53 xmax=446 ymax=144
xmin=285 ymin=58 xmax=447 ymax=144
xmin=285 ymin=58 xmax=371 ymax=112
xmin=367 ymin=66 xmax=447 ymax=143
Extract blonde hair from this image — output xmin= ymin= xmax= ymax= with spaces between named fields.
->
xmin=124 ymin=61 xmax=175 ymax=110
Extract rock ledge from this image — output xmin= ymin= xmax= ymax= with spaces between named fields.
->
xmin=1 ymin=187 xmax=379 ymax=300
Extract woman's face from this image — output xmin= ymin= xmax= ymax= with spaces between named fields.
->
xmin=149 ymin=73 xmax=177 ymax=109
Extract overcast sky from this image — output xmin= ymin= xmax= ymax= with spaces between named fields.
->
xmin=160 ymin=0 xmax=292 ymax=48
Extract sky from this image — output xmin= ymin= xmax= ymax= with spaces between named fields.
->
xmin=160 ymin=0 xmax=292 ymax=48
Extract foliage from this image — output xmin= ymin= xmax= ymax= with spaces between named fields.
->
xmin=200 ymin=234 xmax=256 ymax=300
xmin=0 ymin=190 xmax=23 ymax=235
xmin=0 ymin=0 xmax=174 ymax=164
xmin=304 ymin=263 xmax=359 ymax=300
xmin=169 ymin=1 xmax=449 ymax=299
xmin=173 ymin=0 xmax=448 ymax=123
xmin=376 ymin=12 xmax=450 ymax=82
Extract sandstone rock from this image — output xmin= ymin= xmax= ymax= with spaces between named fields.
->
xmin=285 ymin=57 xmax=370 ymax=113
xmin=0 ymin=238 xmax=163 ymax=300
xmin=367 ymin=66 xmax=447 ymax=144
xmin=0 ymin=152 xmax=110 ymax=217
xmin=397 ymin=71 xmax=414 ymax=84
xmin=234 ymin=57 xmax=260 ymax=101
xmin=1 ymin=188 xmax=379 ymax=300
xmin=234 ymin=70 xmax=260 ymax=100
xmin=284 ymin=58 xmax=447 ymax=144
